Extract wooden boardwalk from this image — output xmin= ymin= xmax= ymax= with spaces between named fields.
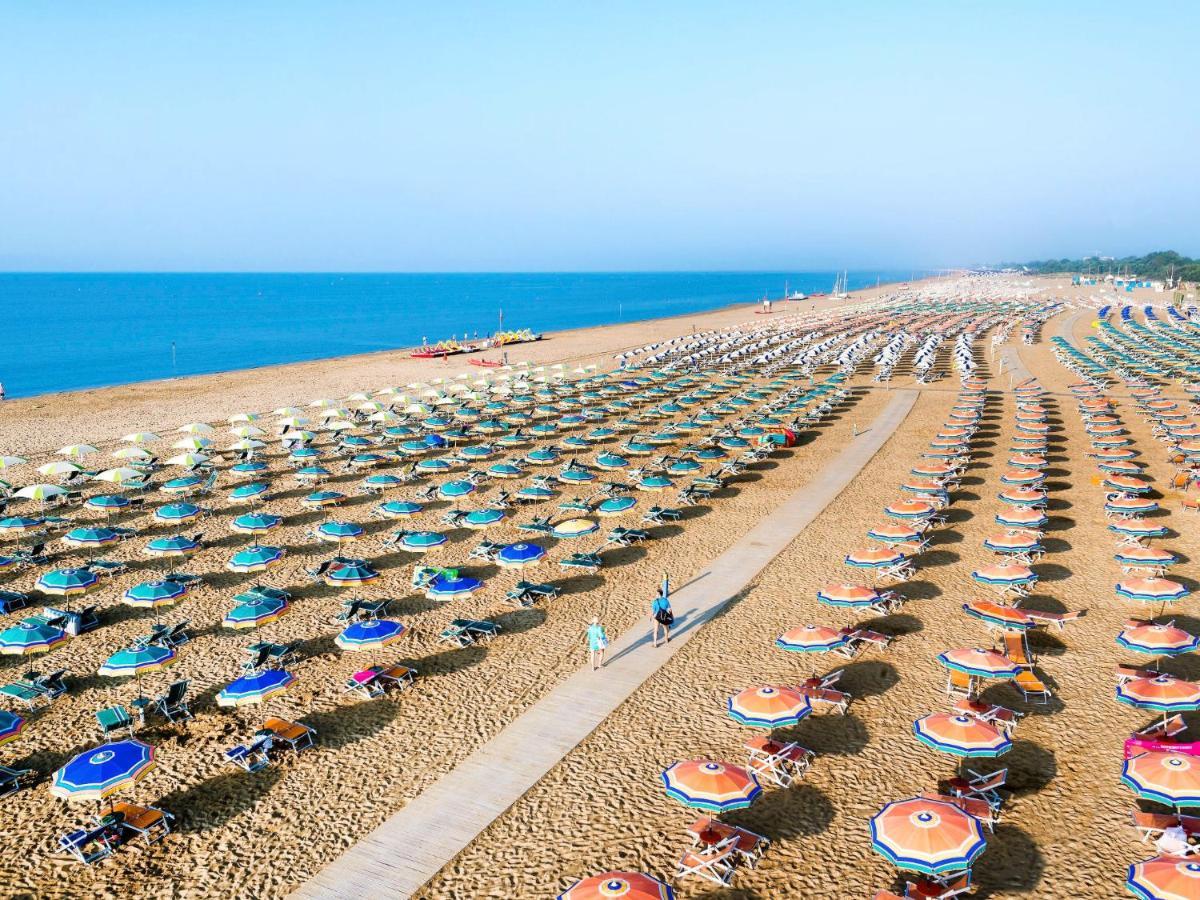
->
xmin=293 ymin=389 xmax=918 ymax=899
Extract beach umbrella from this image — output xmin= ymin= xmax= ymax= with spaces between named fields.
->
xmin=867 ymin=524 xmax=922 ymax=544
xmin=885 ymin=500 xmax=936 ymax=520
xmin=155 ymin=502 xmax=203 ymax=524
xmin=439 ymin=479 xmax=477 ymax=500
xmin=231 ymin=512 xmax=282 ymax=537
xmin=1123 ymin=751 xmax=1200 ymax=808
xmin=57 ymin=444 xmax=99 ymax=459
xmin=335 ymin=618 xmax=407 ymax=651
xmin=0 ymin=515 xmax=44 ymax=537
xmin=50 ymin=740 xmax=155 ymax=802
xmin=98 ymin=644 xmax=177 ymax=678
xmin=556 ymin=872 xmax=675 ymax=900
xmin=122 ymin=432 xmax=160 ymax=444
xmin=123 ymin=580 xmax=188 ymax=608
xmin=775 ymin=624 xmax=848 ymax=654
xmin=172 ymin=437 xmax=213 ymax=451
xmin=1105 ymin=497 xmax=1160 ymax=516
xmin=1117 ymin=675 xmax=1200 ymax=714
xmin=997 ymin=488 xmax=1046 ymax=507
xmin=301 ymin=490 xmax=346 ymax=509
xmin=560 ymin=468 xmax=597 ymax=485
xmin=937 ymin=648 xmax=1020 ymax=679
xmin=223 ymin=594 xmax=290 ymax=629
xmin=461 ymin=508 xmax=506 ymax=528
xmin=913 ymin=712 xmax=1011 ymax=758
xmin=595 ymin=453 xmax=629 ymax=470
xmin=816 ymin=583 xmax=883 ymax=609
xmin=61 ymin=526 xmax=122 ymax=548
xmin=161 ymin=474 xmax=204 ymax=494
xmin=317 ymin=520 xmax=363 ymax=543
xmin=14 ymin=483 xmax=66 ymax=503
xmin=597 ymin=496 xmax=637 ymax=517
xmin=145 ymin=534 xmax=200 ymax=558
xmin=397 ymin=530 xmax=447 ymax=552
xmin=228 ymin=545 xmax=285 ymax=573
xmin=869 ymin=796 xmax=986 ymax=876
xmin=38 ymin=461 xmax=82 ymax=478
xmin=416 ymin=458 xmax=452 ymax=473
xmin=496 ymin=542 xmax=546 ymax=568
xmin=661 ymin=760 xmax=761 ymax=812
xmin=363 ymin=474 xmax=404 ymax=491
xmin=971 ymin=563 xmax=1036 ymax=590
xmin=324 ymin=559 xmax=380 ymax=587
xmin=961 ymin=600 xmax=1035 ymax=631
xmin=425 ymin=574 xmax=484 ymax=600
xmin=295 ymin=465 xmax=332 ymax=482
xmin=1116 ymin=547 xmax=1179 ymax=571
xmin=637 ymin=475 xmax=673 ymax=492
xmin=0 ymin=710 xmax=25 ymax=748
xmin=552 ymin=518 xmax=599 ymax=539
xmin=1117 ymin=623 xmax=1200 ymax=656
xmin=845 ymin=547 xmax=907 ymax=570
xmin=166 ymin=452 xmax=209 ymax=468
xmin=35 ymin=567 xmax=99 ymax=596
xmin=376 ymin=500 xmax=423 ymax=519
xmin=177 ymin=423 xmax=214 ymax=434
xmin=1126 ymin=855 xmax=1200 ymax=899
xmin=994 ymin=507 xmax=1048 ymax=529
xmin=0 ymin=620 xmax=69 ymax=656
xmin=0 ymin=456 xmax=28 ymax=469
xmin=1106 ymin=475 xmax=1152 ymax=494
xmin=229 ymin=481 xmax=271 ymax=502
xmin=1110 ymin=519 xmax=1169 ymax=541
xmin=1117 ymin=578 xmax=1190 ymax=605
xmin=726 ymin=685 xmax=811 ymax=729
xmin=982 ymin=531 xmax=1042 ymax=557
xmin=216 ymin=669 xmax=296 ymax=707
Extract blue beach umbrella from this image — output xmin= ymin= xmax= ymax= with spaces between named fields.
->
xmin=425 ymin=574 xmax=484 ymax=599
xmin=335 ymin=618 xmax=407 ymax=650
xmin=439 ymin=479 xmax=476 ymax=500
xmin=228 ymin=544 xmax=285 ymax=573
xmin=517 ymin=485 xmax=555 ymax=501
xmin=216 ymin=669 xmax=296 ymax=707
xmin=559 ymin=468 xmax=595 ymax=484
xmin=462 ymin=508 xmax=506 ymax=528
xmin=231 ymin=460 xmax=269 ymax=475
xmin=145 ymin=534 xmax=200 ymax=558
xmin=377 ymin=500 xmax=423 ymax=519
xmin=324 ymin=559 xmax=380 ymax=586
xmin=317 ymin=520 xmax=364 ymax=543
xmin=160 ymin=474 xmax=204 ymax=494
xmin=229 ymin=481 xmax=271 ymax=502
xmin=399 ymin=530 xmax=447 ymax=552
xmin=496 ymin=542 xmax=546 ymax=568
xmin=364 ymin=474 xmax=404 ymax=490
xmin=122 ymin=580 xmax=188 ymax=608
xmin=0 ymin=620 xmax=70 ymax=656
xmin=231 ymin=512 xmax=283 ymax=537
xmin=50 ymin=740 xmax=156 ymax=801
xmin=301 ymin=490 xmax=346 ymax=509
xmin=223 ymin=595 xmax=289 ymax=629
xmin=154 ymin=502 xmax=202 ymax=524
xmin=416 ymin=458 xmax=452 ymax=473
xmin=597 ymin=496 xmax=637 ymax=517
xmin=0 ymin=516 xmax=44 ymax=536
xmin=85 ymin=495 xmax=130 ymax=513
xmin=0 ymin=710 xmax=25 ymax=747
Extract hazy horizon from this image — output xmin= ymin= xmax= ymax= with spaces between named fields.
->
xmin=3 ymin=2 xmax=1197 ymax=272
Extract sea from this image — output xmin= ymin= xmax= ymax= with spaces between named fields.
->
xmin=0 ymin=271 xmax=925 ymax=399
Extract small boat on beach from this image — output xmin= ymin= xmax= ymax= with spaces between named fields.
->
xmin=410 ymin=328 xmax=542 ymax=359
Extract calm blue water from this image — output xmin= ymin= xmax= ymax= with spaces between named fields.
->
xmin=0 ymin=271 xmax=923 ymax=398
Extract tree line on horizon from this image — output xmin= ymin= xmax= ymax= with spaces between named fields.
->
xmin=1005 ymin=250 xmax=1200 ymax=282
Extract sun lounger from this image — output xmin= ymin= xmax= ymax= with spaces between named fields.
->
xmin=241 ymin=645 xmax=273 ymax=674
xmin=921 ymin=791 xmax=997 ymax=831
xmin=1023 ymin=608 xmax=1086 ymax=629
xmin=559 ymin=552 xmax=603 ymax=572
xmin=1002 ymin=632 xmax=1033 ymax=668
xmin=744 ymin=736 xmax=813 ymax=787
xmin=0 ymin=590 xmax=30 ymax=615
xmin=642 ymin=505 xmax=682 ymax=524
xmin=1 ymin=679 xmax=49 ymax=711
xmin=86 ymin=558 xmax=127 ymax=576
xmin=904 ymin=873 xmax=972 ymax=899
xmin=468 ymin=541 xmax=502 ymax=562
xmin=505 ymin=580 xmax=559 ymax=606
xmin=347 ymin=663 xmax=417 ymax=698
xmin=952 ymin=699 xmax=1021 ymax=733
xmin=96 ymin=705 xmax=135 ymax=737
xmin=103 ymin=802 xmax=174 ymax=844
xmin=676 ymin=843 xmax=738 ymax=886
xmin=1138 ymin=715 xmax=1188 ymax=741
xmin=604 ymin=527 xmax=651 ymax=547
xmin=946 ymin=669 xmax=974 ymax=699
xmin=59 ymin=825 xmax=117 ymax=865
xmin=799 ymin=686 xmax=850 ymax=715
xmin=1116 ymin=663 xmax=1159 ymax=683
xmin=517 ymin=517 xmax=554 ymax=534
xmin=1011 ymin=669 xmax=1051 ymax=703
xmin=1132 ymin=810 xmax=1182 ymax=842
xmin=841 ymin=627 xmax=892 ymax=653
xmin=155 ymin=680 xmax=192 ymax=723
xmin=687 ymin=816 xmax=770 ymax=866
xmin=225 ymin=738 xmax=271 ymax=772
xmin=439 ymin=618 xmax=500 ymax=648
xmin=944 ymin=768 xmax=1007 ymax=811
xmin=0 ymin=764 xmax=37 ymax=797
xmin=263 ymin=717 xmax=316 ymax=753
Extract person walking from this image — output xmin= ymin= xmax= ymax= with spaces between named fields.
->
xmin=651 ymin=573 xmax=674 ymax=647
xmin=586 ymin=616 xmax=608 ymax=670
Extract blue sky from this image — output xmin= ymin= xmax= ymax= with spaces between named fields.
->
xmin=2 ymin=1 xmax=1197 ymax=271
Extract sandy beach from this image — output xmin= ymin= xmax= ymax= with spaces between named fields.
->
xmin=3 ymin=274 xmax=1185 ymax=900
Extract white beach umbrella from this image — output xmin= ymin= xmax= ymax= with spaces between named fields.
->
xmin=230 ymin=425 xmax=266 ymax=438
xmin=0 ymin=456 xmax=29 ymax=469
xmin=112 ymin=446 xmax=152 ymax=460
xmin=37 ymin=461 xmax=82 ymax=476
xmin=177 ymin=423 xmax=214 ymax=434
xmin=15 ymin=483 xmax=67 ymax=500
xmin=325 ymin=420 xmax=356 ymax=432
xmin=309 ymin=399 xmax=337 ymax=408
xmin=227 ymin=439 xmax=265 ymax=451
xmin=167 ymin=452 xmax=210 ymax=467
xmin=173 ymin=437 xmax=214 ymax=450
xmin=58 ymin=444 xmax=99 ymax=458
xmin=276 ymin=416 xmax=309 ymax=428
xmin=121 ymin=432 xmax=160 ymax=444
xmin=93 ymin=468 xmax=144 ymax=484
xmin=228 ymin=413 xmax=260 ymax=423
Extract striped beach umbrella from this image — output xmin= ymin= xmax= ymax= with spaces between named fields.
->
xmin=661 ymin=760 xmax=761 ymax=813
xmin=846 ymin=548 xmax=907 ymax=570
xmin=317 ymin=521 xmax=364 ymax=543
xmin=223 ymin=594 xmax=289 ymax=629
xmin=557 ymin=872 xmax=675 ymax=900
xmin=439 ymin=479 xmax=477 ymax=500
xmin=496 ymin=542 xmax=546 ymax=568
xmin=869 ymin=796 xmax=986 ymax=876
xmin=231 ymin=512 xmax=283 ymax=536
xmin=228 ymin=544 xmax=285 ymax=573
xmin=971 ymin=563 xmax=1036 ymax=590
xmin=868 ymin=523 xmax=922 ymax=544
xmin=885 ymin=500 xmax=936 ymax=520
xmin=913 ymin=712 xmax=1011 ymax=758
xmin=1105 ymin=496 xmax=1160 ymax=516
xmin=1126 ymin=855 xmax=1200 ymax=899
xmin=1117 ymin=623 xmax=1200 ymax=656
xmin=85 ymin=495 xmax=130 ymax=513
xmin=0 ymin=710 xmax=25 ymax=748
xmin=324 ymin=559 xmax=380 ymax=586
xmin=1117 ymin=675 xmax=1200 ymax=714
xmin=0 ymin=515 xmax=44 ymax=536
xmin=155 ymin=502 xmax=203 ymax=524
xmin=817 ymin=583 xmax=883 ymax=608
xmin=552 ymin=518 xmax=599 ymax=539
xmin=597 ymin=496 xmax=637 ymax=517
xmin=61 ymin=526 xmax=122 ymax=548
xmin=961 ymin=600 xmax=1035 ymax=631
xmin=229 ymin=481 xmax=271 ymax=502
xmin=726 ymin=685 xmax=811 ymax=729
xmin=936 ymin=648 xmax=1020 ymax=679
xmin=425 ymin=574 xmax=484 ymax=600
xmin=398 ymin=530 xmax=447 ymax=552
xmin=217 ymin=669 xmax=296 ymax=707
xmin=377 ymin=500 xmax=423 ymax=519
xmin=983 ymin=531 xmax=1042 ymax=557
xmin=0 ymin=620 xmax=69 ymax=656
xmin=1123 ymin=751 xmax=1200 ymax=808
xmin=50 ymin=740 xmax=155 ymax=801
xmin=997 ymin=488 xmax=1046 ymax=507
xmin=144 ymin=534 xmax=200 ymax=558
xmin=123 ymin=579 xmax=188 ymax=608
xmin=1106 ymin=475 xmax=1152 ymax=494
xmin=98 ymin=644 xmax=176 ymax=677
xmin=775 ymin=624 xmax=848 ymax=654
xmin=160 ymin=474 xmax=204 ymax=495
xmin=335 ymin=618 xmax=407 ymax=651
xmin=637 ymin=475 xmax=674 ymax=492
xmin=462 ymin=508 xmax=506 ymax=529
xmin=1117 ymin=578 xmax=1190 ymax=604
xmin=35 ymin=567 xmax=99 ymax=595
xmin=301 ymin=490 xmax=346 ymax=509
xmin=1116 ymin=547 xmax=1179 ymax=570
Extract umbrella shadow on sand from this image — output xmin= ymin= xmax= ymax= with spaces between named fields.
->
xmin=969 ymin=823 xmax=1046 ymax=898
xmin=297 ymin=696 xmax=404 ymax=751
xmin=789 ymin=713 xmax=869 ymax=757
xmin=159 ymin=766 xmax=284 ymax=833
xmin=728 ymin=781 xmax=834 ymax=842
xmin=836 ymin=660 xmax=900 ymax=699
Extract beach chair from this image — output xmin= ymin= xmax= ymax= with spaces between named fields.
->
xmin=154 ymin=680 xmax=192 ymax=723
xmin=559 ymin=552 xmax=603 ymax=573
xmin=800 ymin=686 xmax=850 ymax=715
xmin=675 ymin=843 xmax=738 ymax=886
xmin=1011 ymin=669 xmax=1051 ymax=704
xmin=687 ymin=817 xmax=770 ymax=866
xmin=1002 ymin=632 xmax=1034 ymax=668
xmin=0 ymin=679 xmax=47 ymax=711
xmin=106 ymin=802 xmax=174 ymax=845
xmin=266 ymin=640 xmax=301 ymax=668
xmin=1116 ymin=663 xmax=1159 ymax=683
xmin=344 ymin=669 xmax=385 ymax=699
xmin=952 ymin=699 xmax=1021 ymax=734
xmin=439 ymin=618 xmax=500 ymax=648
xmin=164 ymin=571 xmax=203 ymax=588
xmin=263 ymin=717 xmax=316 ymax=753
xmin=305 ymin=560 xmax=334 ymax=581
xmin=1131 ymin=810 xmax=1181 ymax=843
xmin=224 ymin=739 xmax=271 ymax=772
xmin=1023 ymin=608 xmax=1086 ymax=630
xmin=946 ymin=669 xmax=974 ymax=700
xmin=505 ymin=580 xmax=559 ymax=606
xmin=468 ymin=540 xmax=502 ymax=562
xmin=744 ymin=736 xmax=812 ymax=788
xmin=945 ymin=768 xmax=1007 ymax=811
xmin=12 ymin=543 xmax=49 ymax=568
xmin=97 ymin=705 xmax=135 ymax=737
xmin=904 ymin=873 xmax=972 ymax=899
xmin=0 ymin=764 xmax=37 ymax=797
xmin=240 ymin=645 xmax=274 ymax=674
xmin=0 ymin=590 xmax=30 ymax=615
xmin=375 ymin=664 xmax=416 ymax=692
xmin=842 ymin=627 xmax=892 ymax=653
xmin=642 ymin=505 xmax=681 ymax=524
xmin=921 ymin=791 xmax=998 ymax=832
xmin=517 ymin=517 xmax=554 ymax=534
xmin=1137 ymin=715 xmax=1187 ymax=741
xmin=86 ymin=558 xmax=127 ymax=576
xmin=604 ymin=527 xmax=651 ymax=547
xmin=59 ymin=825 xmax=117 ymax=865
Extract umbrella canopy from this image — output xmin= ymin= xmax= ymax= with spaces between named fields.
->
xmin=228 ymin=544 xmax=285 ymax=573
xmin=971 ymin=564 xmax=1036 ymax=587
xmin=937 ymin=648 xmax=1020 ymax=679
xmin=1126 ymin=855 xmax=1200 ymax=900
xmin=1117 ymin=578 xmax=1191 ymax=604
xmin=425 ymin=574 xmax=484 ymax=599
xmin=846 ymin=547 xmax=906 ymax=569
xmin=122 ymin=579 xmax=188 ymax=608
xmin=961 ymin=600 xmax=1035 ymax=631
xmin=223 ymin=594 xmax=290 ymax=629
xmin=460 ymin=508 xmax=506 ymax=528
xmin=216 ymin=669 xmax=296 ymax=707
xmin=0 ymin=709 xmax=25 ymax=747
xmin=335 ymin=618 xmax=407 ymax=650
xmin=496 ymin=542 xmax=546 ymax=568
xmin=867 ymin=524 xmax=922 ymax=544
xmin=1116 ymin=547 xmax=1179 ymax=570
xmin=50 ymin=740 xmax=156 ymax=801
xmin=1110 ymin=519 xmax=1170 ymax=540
xmin=661 ymin=759 xmax=761 ymax=812
xmin=1123 ymin=751 xmax=1200 ymax=808
xmin=816 ymin=583 xmax=883 ymax=608
xmin=775 ymin=624 xmax=848 ymax=654
xmin=1118 ymin=675 xmax=1200 ymax=713
xmin=98 ymin=644 xmax=177 ymax=677
xmin=145 ymin=535 xmax=200 ymax=557
xmin=869 ymin=796 xmax=986 ymax=876
xmin=61 ymin=526 xmax=122 ymax=547
xmin=230 ymin=481 xmax=271 ymax=501
xmin=995 ymin=507 xmax=1048 ymax=528
xmin=552 ymin=518 xmax=600 ymax=539
xmin=885 ymin=500 xmax=936 ymax=520
xmin=0 ymin=620 xmax=69 ymax=655
xmin=726 ymin=685 xmax=811 ymax=728
xmin=1118 ymin=622 xmax=1199 ymax=656
xmin=596 ymin=496 xmax=637 ymax=517
xmin=439 ymin=479 xmax=477 ymax=499
xmin=398 ymin=530 xmax=447 ymax=552
xmin=557 ymin=872 xmax=675 ymax=900
xmin=35 ymin=567 xmax=99 ymax=595
xmin=0 ymin=515 xmax=44 ymax=535
xmin=982 ymin=531 xmax=1043 ymax=556
xmin=913 ymin=712 xmax=1011 ymax=758
xmin=317 ymin=521 xmax=364 ymax=543
xmin=324 ymin=559 xmax=380 ymax=586
xmin=230 ymin=512 xmax=282 ymax=535
xmin=155 ymin=502 xmax=203 ymax=523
